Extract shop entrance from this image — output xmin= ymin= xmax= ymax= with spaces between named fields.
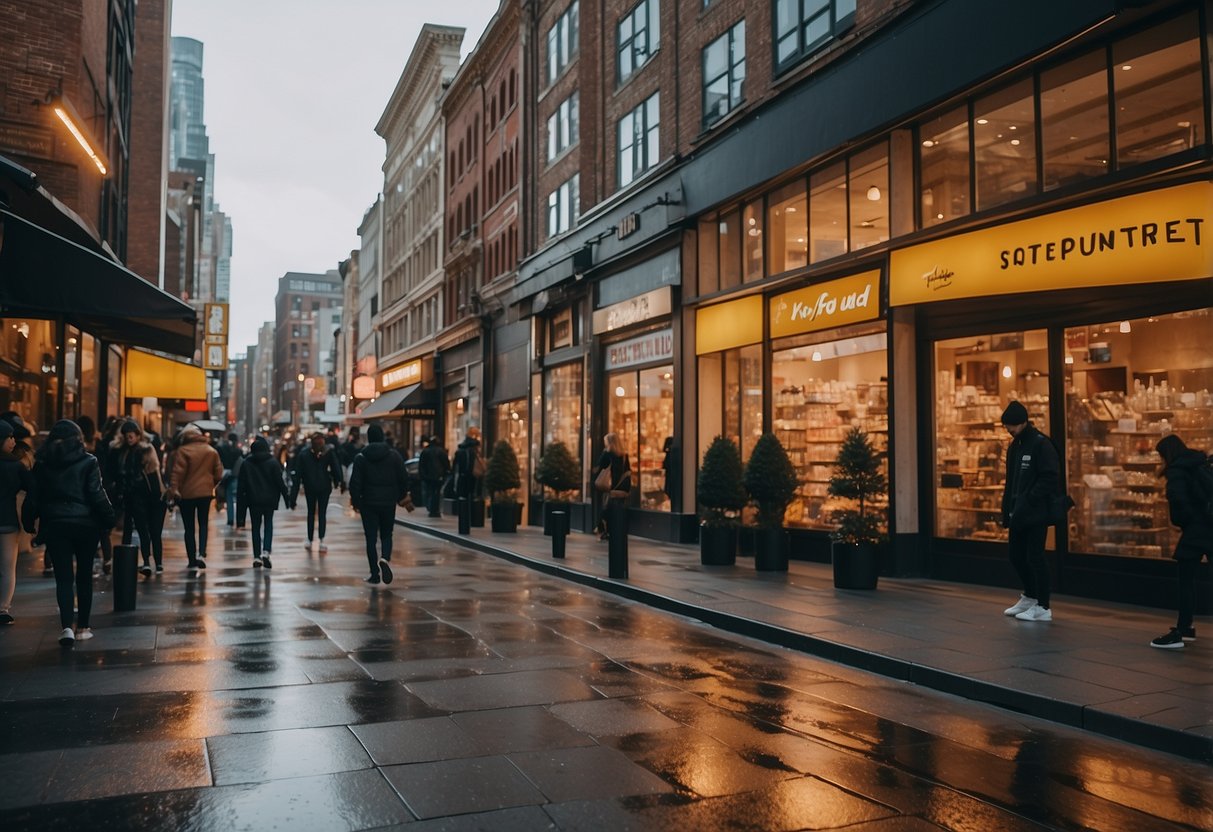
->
xmin=606 ymin=364 xmax=675 ymax=511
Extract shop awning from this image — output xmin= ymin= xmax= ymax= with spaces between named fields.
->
xmin=358 ymin=383 xmax=437 ymax=419
xmin=125 ymin=349 xmax=206 ymax=400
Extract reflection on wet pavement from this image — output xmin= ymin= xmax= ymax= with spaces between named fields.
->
xmin=0 ymin=497 xmax=1208 ymax=830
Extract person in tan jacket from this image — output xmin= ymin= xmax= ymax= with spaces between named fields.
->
xmin=169 ymin=424 xmax=223 ymax=570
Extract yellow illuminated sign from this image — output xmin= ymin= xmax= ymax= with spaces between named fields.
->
xmin=126 ymin=350 xmax=207 ymax=399
xmin=379 ymin=359 xmax=422 ymax=391
xmin=769 ymin=269 xmax=881 ymax=339
xmin=204 ymin=303 xmax=229 ymax=341
xmin=890 ymin=182 xmax=1213 ymax=306
xmin=695 ymin=295 xmax=763 ymax=355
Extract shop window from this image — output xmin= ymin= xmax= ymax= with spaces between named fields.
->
xmin=920 ymin=106 xmax=970 ymax=228
xmin=617 ymin=92 xmax=660 ymax=189
xmin=1064 ymin=309 xmax=1213 ymax=560
xmin=773 ymin=325 xmax=887 ymax=531
xmin=106 ymin=346 xmax=121 ymax=421
xmin=697 ymin=217 xmax=720 ymax=295
xmin=773 ymin=0 xmax=856 ymax=72
xmin=698 ymin=344 xmax=763 ymax=465
xmin=766 ymin=178 xmax=807 ymax=275
xmin=0 ymin=319 xmax=59 ymax=432
xmin=618 ymin=0 xmax=660 ymax=85
xmin=934 ymin=329 xmax=1050 ymax=544
xmin=974 ymin=78 xmax=1037 ymax=211
xmin=742 ymin=199 xmax=763 ymax=282
xmin=716 ymin=209 xmax=741 ymax=291
xmin=544 ymin=361 xmax=584 ymax=500
xmin=1041 ymin=49 xmax=1109 ymax=191
xmin=80 ymin=333 xmax=98 ymax=425
xmin=809 ymin=161 xmax=847 ymax=264
xmin=546 ymin=1 xmax=580 ymax=86
xmin=702 ymin=19 xmax=746 ymax=129
xmin=848 ymin=142 xmax=888 ymax=251
xmin=495 ymin=399 xmax=529 ymax=518
xmin=63 ymin=326 xmax=81 ymax=419
xmin=1112 ymin=12 xmax=1205 ymax=169
xmin=608 ymin=364 xmax=675 ymax=511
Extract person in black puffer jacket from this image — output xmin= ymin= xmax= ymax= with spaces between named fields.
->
xmin=1150 ymin=434 xmax=1213 ymax=649
xmin=349 ymin=424 xmax=408 ymax=585
xmin=289 ymin=432 xmax=344 ymax=551
xmin=109 ymin=420 xmax=166 ymax=576
xmin=0 ymin=419 xmax=33 ymax=625
xmin=236 ymin=436 xmax=291 ymax=569
xmin=23 ymin=420 xmax=115 ymax=647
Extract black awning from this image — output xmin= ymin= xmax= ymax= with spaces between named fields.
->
xmin=0 ymin=208 xmax=197 ymax=356
xmin=359 ymin=383 xmax=438 ymax=419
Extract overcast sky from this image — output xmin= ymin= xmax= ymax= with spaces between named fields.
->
xmin=171 ymin=0 xmax=502 ymax=351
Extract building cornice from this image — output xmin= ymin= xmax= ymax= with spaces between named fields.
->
xmin=376 ymin=24 xmax=465 ymax=141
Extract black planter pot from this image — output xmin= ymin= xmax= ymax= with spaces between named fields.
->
xmin=737 ymin=526 xmax=757 ymax=557
xmin=543 ymin=501 xmax=570 ymax=536
xmin=754 ymin=527 xmax=789 ymax=572
xmin=832 ymin=541 xmax=880 ymax=589
xmin=699 ymin=525 xmax=737 ymax=566
xmin=490 ymin=502 xmax=520 ymax=533
xmin=470 ymin=499 xmax=485 ymax=527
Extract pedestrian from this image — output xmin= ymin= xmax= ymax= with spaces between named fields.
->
xmin=338 ymin=428 xmax=361 ymax=485
xmin=110 ymin=420 xmax=166 ymax=576
xmin=168 ymin=424 xmax=224 ymax=571
xmin=999 ymin=400 xmax=1059 ymax=622
xmin=661 ymin=436 xmax=677 ymax=508
xmin=289 ymin=432 xmax=343 ymax=551
xmin=0 ymin=419 xmax=34 ymax=625
xmin=216 ymin=432 xmax=242 ymax=525
xmin=94 ymin=416 xmax=123 ymax=574
xmin=2 ymin=413 xmax=43 ymax=573
xmin=593 ymin=432 xmax=632 ymax=541
xmin=349 ymin=424 xmax=408 ymax=585
xmin=236 ymin=436 xmax=291 ymax=569
xmin=452 ymin=427 xmax=485 ymax=502
xmin=418 ymin=434 xmax=450 ymax=517
xmin=1150 ymin=434 xmax=1213 ymax=649
xmin=232 ymin=444 xmax=248 ymax=530
xmin=22 ymin=419 xmax=115 ymax=647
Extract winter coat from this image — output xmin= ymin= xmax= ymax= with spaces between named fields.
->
xmin=453 ymin=437 xmax=483 ymax=499
xmin=0 ymin=451 xmax=33 ymax=531
xmin=108 ymin=440 xmax=163 ymax=506
xmin=418 ymin=442 xmax=450 ymax=481
xmin=289 ymin=445 xmax=343 ymax=503
xmin=216 ymin=440 xmax=242 ymax=471
xmin=170 ymin=433 xmax=224 ymax=500
xmin=337 ymin=439 xmax=361 ymax=467
xmin=1162 ymin=448 xmax=1213 ymax=560
xmin=1001 ymin=425 xmax=1060 ymax=530
xmin=596 ymin=450 xmax=632 ymax=502
xmin=237 ymin=449 xmax=291 ymax=512
xmin=349 ymin=442 xmax=408 ymax=509
xmin=23 ymin=441 xmax=115 ymax=531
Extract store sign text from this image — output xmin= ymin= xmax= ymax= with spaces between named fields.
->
xmin=592 ymin=286 xmax=672 ymax=334
xmin=999 ymin=218 xmax=1203 ymax=270
xmin=769 ymin=270 xmax=881 ymax=339
xmin=379 ymin=359 xmax=421 ymax=391
xmin=605 ymin=329 xmax=674 ymax=371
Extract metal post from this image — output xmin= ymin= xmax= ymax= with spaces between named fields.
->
xmin=112 ymin=544 xmax=138 ymax=611
xmin=457 ymin=497 xmax=471 ymax=535
xmin=551 ymin=510 xmax=566 ymax=559
xmin=607 ymin=501 xmax=628 ymax=579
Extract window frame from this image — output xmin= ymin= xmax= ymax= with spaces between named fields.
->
xmin=702 ymin=19 xmax=747 ymax=130
xmin=546 ymin=92 xmax=580 ymax=164
xmin=617 ymin=0 xmax=661 ymax=86
xmin=772 ymin=0 xmax=856 ymax=75
xmin=617 ymin=92 xmax=661 ymax=190
xmin=546 ymin=1 xmax=581 ymax=87
xmin=546 ymin=173 xmax=581 ymax=239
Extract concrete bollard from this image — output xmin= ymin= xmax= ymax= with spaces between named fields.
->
xmin=607 ymin=501 xmax=628 ymax=579
xmin=551 ymin=510 xmax=567 ymax=559
xmin=112 ymin=544 xmax=138 ymax=611
xmin=457 ymin=497 xmax=471 ymax=536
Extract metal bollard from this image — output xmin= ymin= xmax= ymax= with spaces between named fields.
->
xmin=607 ymin=501 xmax=628 ymax=579
xmin=112 ymin=544 xmax=138 ymax=612
xmin=551 ymin=510 xmax=567 ymax=559
xmin=457 ymin=497 xmax=471 ymax=535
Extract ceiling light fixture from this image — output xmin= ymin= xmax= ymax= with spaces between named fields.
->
xmin=866 ymin=185 xmax=881 ymax=201
xmin=1119 ymin=320 xmax=1132 ymax=333
xmin=50 ymin=95 xmax=109 ymax=176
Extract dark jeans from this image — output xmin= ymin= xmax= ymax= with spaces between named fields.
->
xmin=179 ymin=497 xmax=212 ymax=562
xmin=1008 ymin=523 xmax=1050 ymax=608
xmin=305 ymin=492 xmax=331 ymax=541
xmin=250 ymin=507 xmax=274 ymax=557
xmin=422 ymin=479 xmax=442 ymax=516
xmin=46 ymin=525 xmax=98 ymax=629
xmin=360 ymin=504 xmax=395 ymax=575
xmin=124 ymin=495 xmax=164 ymax=566
xmin=226 ymin=477 xmax=237 ymax=525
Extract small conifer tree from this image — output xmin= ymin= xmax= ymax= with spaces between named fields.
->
xmin=743 ymin=433 xmax=798 ymax=529
xmin=535 ymin=441 xmax=579 ymax=500
xmin=484 ymin=440 xmax=522 ymax=505
xmin=697 ymin=436 xmax=746 ymax=527
xmin=827 ymin=427 xmax=888 ymax=545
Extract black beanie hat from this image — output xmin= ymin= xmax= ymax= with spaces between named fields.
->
xmin=1000 ymin=400 xmax=1029 ymax=426
xmin=251 ymin=436 xmax=269 ymax=453
xmin=0 ymin=420 xmax=13 ymax=442
xmin=121 ymin=419 xmax=141 ymax=435
xmin=367 ymin=424 xmax=385 ymax=443
xmin=49 ymin=419 xmax=83 ymax=442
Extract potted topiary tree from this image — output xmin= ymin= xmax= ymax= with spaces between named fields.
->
xmin=535 ymin=440 xmax=579 ymax=535
xmin=697 ymin=436 xmax=746 ymax=565
xmin=484 ymin=440 xmax=523 ymax=533
xmin=743 ymin=433 xmax=798 ymax=571
xmin=827 ymin=426 xmax=888 ymax=589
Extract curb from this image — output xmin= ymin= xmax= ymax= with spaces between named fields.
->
xmin=397 ymin=517 xmax=1212 ymax=763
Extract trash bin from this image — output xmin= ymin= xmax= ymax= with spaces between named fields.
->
xmin=112 ymin=544 xmax=138 ymax=612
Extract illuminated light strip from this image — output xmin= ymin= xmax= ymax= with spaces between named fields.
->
xmin=53 ymin=104 xmax=108 ymax=176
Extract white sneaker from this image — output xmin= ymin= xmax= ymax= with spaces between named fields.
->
xmin=318 ymin=541 xmax=327 ymax=553
xmin=1015 ymin=604 xmax=1052 ymax=622
xmin=1004 ymin=596 xmax=1037 ymax=616
xmin=76 ymin=628 xmax=93 ymax=641
xmin=59 ymin=627 xmax=75 ymax=646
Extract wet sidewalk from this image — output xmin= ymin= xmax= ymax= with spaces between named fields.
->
xmin=397 ymin=512 xmax=1213 ymax=762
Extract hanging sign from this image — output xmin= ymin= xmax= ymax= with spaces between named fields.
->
xmin=592 ymin=286 xmax=672 ymax=334
xmin=769 ymin=269 xmax=881 ymax=339
xmin=379 ymin=358 xmax=422 ymax=392
xmin=604 ymin=328 xmax=674 ymax=371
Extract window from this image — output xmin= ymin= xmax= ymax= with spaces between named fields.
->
xmin=617 ymin=92 xmax=660 ymax=189
xmin=546 ymin=92 xmax=579 ymax=162
xmin=618 ymin=0 xmax=660 ymax=84
xmin=546 ymin=174 xmax=580 ymax=238
xmin=547 ymin=1 xmax=579 ymax=85
xmin=773 ymin=0 xmax=855 ymax=70
xmin=702 ymin=20 xmax=746 ymax=128
xmin=919 ymin=106 xmax=970 ymax=227
xmin=766 ymin=178 xmax=807 ymax=275
xmin=847 ymin=143 xmax=888 ymax=251
xmin=809 ymin=160 xmax=846 ymax=263
xmin=974 ymin=78 xmax=1037 ymax=211
xmin=1041 ymin=50 xmax=1110 ymax=191
xmin=742 ymin=199 xmax=762 ymax=282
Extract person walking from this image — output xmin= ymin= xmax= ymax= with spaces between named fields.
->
xmin=999 ymin=400 xmax=1059 ymax=622
xmin=338 ymin=429 xmax=361 ymax=486
xmin=593 ymin=433 xmax=632 ymax=541
xmin=110 ymin=421 xmax=166 ymax=575
xmin=289 ymin=432 xmax=343 ymax=551
xmin=22 ymin=420 xmax=115 ymax=647
xmin=2 ymin=412 xmax=43 ymax=574
xmin=418 ymin=435 xmax=450 ymax=518
xmin=236 ymin=436 xmax=292 ymax=569
xmin=1151 ymin=434 xmax=1213 ymax=648
xmin=94 ymin=417 xmax=123 ymax=574
xmin=216 ymin=432 xmax=242 ymax=526
xmin=452 ymin=426 xmax=485 ymax=504
xmin=349 ymin=424 xmax=408 ymax=585
xmin=168 ymin=424 xmax=223 ymax=571
xmin=0 ymin=420 xmax=33 ymax=625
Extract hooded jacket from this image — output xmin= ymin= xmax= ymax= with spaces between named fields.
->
xmin=108 ymin=438 xmax=163 ymax=504
xmin=453 ymin=436 xmax=483 ymax=498
xmin=1001 ymin=424 xmax=1060 ymax=529
xmin=171 ymin=430 xmax=224 ymax=500
xmin=289 ymin=444 xmax=343 ymax=503
xmin=23 ymin=439 xmax=115 ymax=531
xmin=349 ymin=441 xmax=408 ymax=509
xmin=418 ymin=441 xmax=451 ymax=481
xmin=1161 ymin=448 xmax=1213 ymax=559
xmin=237 ymin=442 xmax=291 ymax=512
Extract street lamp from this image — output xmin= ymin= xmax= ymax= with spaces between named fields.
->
xmin=297 ymin=373 xmax=305 ymax=428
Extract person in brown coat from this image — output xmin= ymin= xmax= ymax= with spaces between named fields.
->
xmin=168 ymin=424 xmax=223 ymax=570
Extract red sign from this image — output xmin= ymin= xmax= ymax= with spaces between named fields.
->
xmin=184 ymin=400 xmax=208 ymax=412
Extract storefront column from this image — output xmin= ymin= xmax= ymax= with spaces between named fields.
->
xmin=890 ymin=306 xmax=923 ymax=574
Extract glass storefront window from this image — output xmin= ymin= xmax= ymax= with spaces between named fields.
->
xmin=697 ymin=217 xmax=719 ymax=295
xmin=495 ymin=399 xmax=529 ymax=518
xmin=743 ymin=200 xmax=763 ymax=283
xmin=920 ymin=105 xmax=970 ymax=227
xmin=974 ymin=78 xmax=1037 ymax=211
xmin=773 ymin=326 xmax=888 ymax=531
xmin=809 ymin=161 xmax=847 ymax=264
xmin=0 ymin=318 xmax=60 ymax=434
xmin=719 ymin=208 xmax=741 ymax=291
xmin=445 ymin=393 xmax=469 ymax=454
xmin=1041 ymin=49 xmax=1109 ymax=191
xmin=63 ymin=326 xmax=81 ymax=419
xmin=80 ymin=333 xmax=98 ymax=425
xmin=107 ymin=346 xmax=121 ymax=420
xmin=1065 ymin=309 xmax=1213 ymax=560
xmin=607 ymin=365 xmax=674 ymax=511
xmin=698 ymin=344 xmax=763 ymax=463
xmin=848 ymin=143 xmax=888 ymax=251
xmin=544 ymin=360 xmax=583 ymax=500
xmin=935 ymin=329 xmax=1049 ymax=542
xmin=1113 ymin=12 xmax=1204 ymax=169
xmin=767 ymin=178 xmax=807 ymax=276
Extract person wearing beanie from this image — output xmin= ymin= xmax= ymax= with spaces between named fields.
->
xmin=169 ymin=423 xmax=224 ymax=571
xmin=289 ymin=432 xmax=343 ymax=552
xmin=1150 ymin=434 xmax=1213 ymax=648
xmin=999 ymin=399 xmax=1060 ymax=622
xmin=236 ymin=436 xmax=291 ymax=569
xmin=22 ymin=419 xmax=115 ymax=646
xmin=109 ymin=421 xmax=166 ymax=576
xmin=0 ymin=419 xmax=33 ymax=625
xmin=349 ymin=423 xmax=408 ymax=585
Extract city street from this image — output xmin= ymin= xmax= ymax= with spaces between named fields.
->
xmin=0 ymin=497 xmax=1208 ymax=831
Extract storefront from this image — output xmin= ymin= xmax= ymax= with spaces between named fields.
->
xmin=359 ymin=356 xmax=438 ymax=455
xmin=489 ymin=318 xmax=531 ymax=518
xmin=891 ymin=180 xmax=1213 ymax=607
xmin=439 ymin=337 xmax=483 ymax=454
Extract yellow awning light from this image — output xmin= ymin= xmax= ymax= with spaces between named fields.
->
xmin=125 ymin=350 xmax=206 ymax=400
xmin=51 ymin=97 xmax=109 ymax=176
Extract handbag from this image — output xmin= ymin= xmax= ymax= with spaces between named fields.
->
xmin=594 ymin=467 xmax=613 ymax=492
xmin=472 ymin=453 xmax=486 ymax=478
